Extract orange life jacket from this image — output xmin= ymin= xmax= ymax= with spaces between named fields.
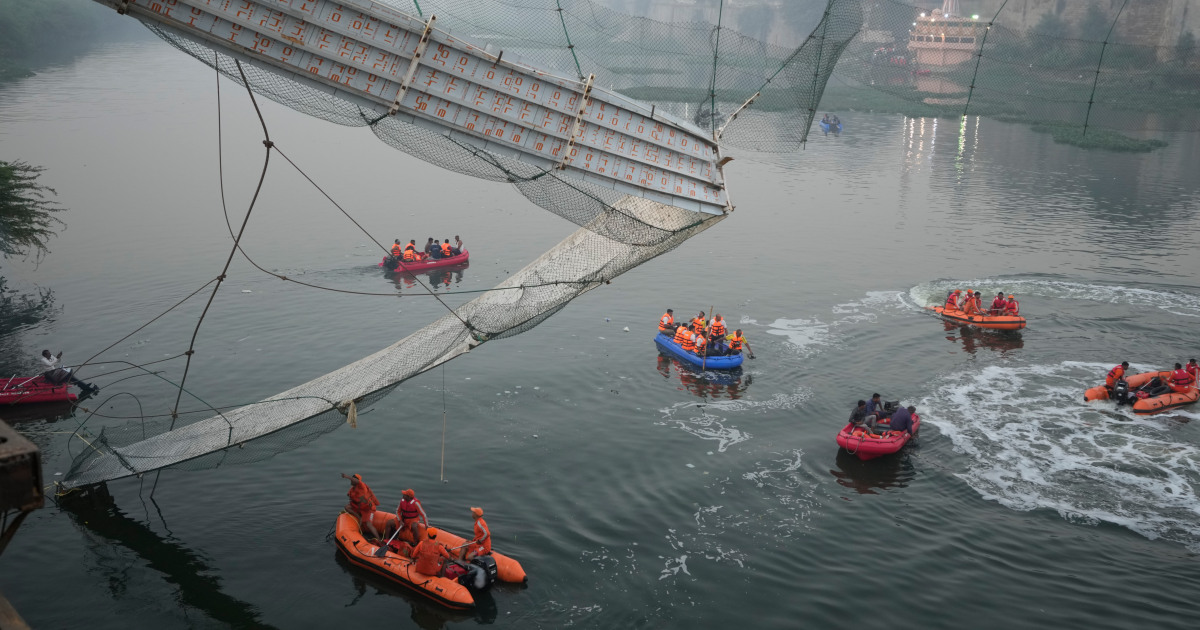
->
xmin=413 ymin=540 xmax=449 ymax=575
xmin=398 ymin=497 xmax=424 ymax=521
xmin=729 ymin=333 xmax=744 ymax=352
xmin=441 ymin=242 xmax=453 ymax=256
xmin=693 ymin=334 xmax=706 ymax=354
xmin=1106 ymin=365 xmax=1126 ymax=388
xmin=1187 ymin=363 xmax=1199 ymax=379
xmin=402 ymin=248 xmax=417 ymax=261
xmin=472 ymin=517 xmax=492 ymax=554
xmin=390 ymin=243 xmax=403 ymax=256
xmin=710 ymin=318 xmax=726 ymax=338
xmin=348 ymin=482 xmax=379 ymax=514
xmin=1172 ymin=369 xmax=1194 ymax=387
xmin=945 ymin=292 xmax=959 ymax=310
xmin=991 ymin=297 xmax=1007 ymax=312
xmin=659 ymin=312 xmax=674 ymax=330
xmin=1005 ymin=299 xmax=1019 ymax=315
xmin=691 ymin=317 xmax=705 ymax=332
xmin=673 ymin=326 xmax=689 ymax=345
xmin=681 ymin=330 xmax=696 ymax=352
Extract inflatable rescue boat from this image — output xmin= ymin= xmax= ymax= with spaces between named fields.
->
xmin=334 ymin=510 xmax=526 ymax=610
xmin=654 ymin=332 xmax=744 ymax=370
xmin=0 ymin=376 xmax=78 ymax=405
xmin=1083 ymin=370 xmax=1198 ymax=415
xmin=835 ymin=413 xmax=920 ymax=461
xmin=928 ymin=305 xmax=1026 ymax=330
xmin=380 ymin=249 xmax=469 ymax=273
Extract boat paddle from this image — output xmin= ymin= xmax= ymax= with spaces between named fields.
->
xmin=375 ymin=523 xmax=405 ymax=558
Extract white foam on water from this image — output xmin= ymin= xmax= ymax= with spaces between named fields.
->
xmin=921 ymin=361 xmax=1200 ymax=550
xmin=657 ymin=391 xmax=811 ymax=451
xmin=910 ymin=278 xmax=1200 ymax=316
xmin=762 ymin=291 xmax=908 ymax=356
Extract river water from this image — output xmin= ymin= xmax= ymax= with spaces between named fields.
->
xmin=1 ymin=39 xmax=1199 ymax=629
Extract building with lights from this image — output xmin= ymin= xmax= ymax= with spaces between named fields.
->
xmin=908 ymin=0 xmax=984 ymax=66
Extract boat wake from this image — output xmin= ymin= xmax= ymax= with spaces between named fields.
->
xmin=909 ymin=278 xmax=1200 ymax=316
xmin=754 ymin=291 xmax=908 ymax=356
xmin=920 ymin=361 xmax=1200 ymax=551
xmin=656 ymin=390 xmax=810 ymax=452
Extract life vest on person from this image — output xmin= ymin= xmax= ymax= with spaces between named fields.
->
xmin=710 ymin=318 xmax=726 ymax=338
xmin=673 ymin=325 xmax=689 ymax=345
xmin=471 ymin=517 xmax=492 ymax=555
xmin=441 ymin=242 xmax=453 ymax=256
xmin=1105 ymin=365 xmax=1126 ymax=388
xmin=348 ymin=481 xmax=379 ymax=515
xmin=659 ymin=312 xmax=674 ymax=331
xmin=390 ymin=243 xmax=404 ymax=256
xmin=729 ymin=333 xmax=744 ymax=352
xmin=681 ymin=330 xmax=696 ymax=352
xmin=963 ymin=297 xmax=982 ymax=315
xmin=413 ymin=540 xmax=448 ymax=575
xmin=693 ymin=334 xmax=707 ymax=354
xmin=1185 ymin=363 xmax=1198 ymax=380
xmin=402 ymin=247 xmax=417 ymax=261
xmin=991 ymin=297 xmax=1007 ymax=312
xmin=691 ymin=317 xmax=705 ymax=332
xmin=398 ymin=497 xmax=423 ymax=521
xmin=1171 ymin=368 xmax=1195 ymax=390
xmin=1005 ymin=299 xmax=1019 ymax=315
xmin=945 ymin=292 xmax=959 ymax=310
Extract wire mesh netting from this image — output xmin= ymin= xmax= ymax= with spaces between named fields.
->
xmin=65 ymin=0 xmax=1199 ymax=487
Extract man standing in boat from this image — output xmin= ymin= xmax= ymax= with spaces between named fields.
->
xmin=342 ymin=473 xmax=382 ymax=540
xmin=39 ymin=349 xmax=98 ymax=393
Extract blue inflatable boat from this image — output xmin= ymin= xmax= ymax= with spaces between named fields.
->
xmin=654 ymin=333 xmax=744 ymax=370
xmin=819 ymin=120 xmax=843 ymax=134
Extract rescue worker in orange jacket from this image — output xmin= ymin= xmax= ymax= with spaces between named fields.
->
xmin=1106 ymin=362 xmax=1130 ymax=389
xmin=413 ymin=527 xmax=454 ymax=576
xmin=659 ymin=309 xmax=675 ymax=332
xmin=464 ymin=507 xmax=492 ymax=561
xmin=1004 ymin=294 xmax=1019 ymax=316
xmin=693 ymin=332 xmax=707 ymax=355
xmin=397 ymin=489 xmax=429 ymax=543
xmin=945 ymin=289 xmax=962 ymax=310
xmin=728 ymin=329 xmax=755 ymax=359
xmin=342 ymin=473 xmax=382 ymax=539
xmin=690 ymin=312 xmax=706 ymax=334
xmin=958 ymin=289 xmax=974 ymax=310
xmin=673 ymin=323 xmax=690 ymax=345
xmin=1187 ymin=359 xmax=1199 ymax=382
xmin=1169 ymin=362 xmax=1195 ymax=393
xmin=402 ymin=240 xmax=419 ymax=262
xmin=962 ymin=291 xmax=984 ymax=316
xmin=709 ymin=314 xmax=727 ymax=338
xmin=681 ymin=328 xmax=697 ymax=352
xmin=441 ymin=239 xmax=454 ymax=257
xmin=990 ymin=292 xmax=1008 ymax=315
xmin=390 ymin=240 xmax=404 ymax=257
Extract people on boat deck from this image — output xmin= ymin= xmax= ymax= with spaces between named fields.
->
xmin=945 ymin=289 xmax=962 ymax=310
xmin=1169 ymin=362 xmax=1195 ymax=393
xmin=850 ymin=400 xmax=879 ymax=434
xmin=865 ymin=393 xmax=893 ymax=419
xmin=1106 ymin=362 xmax=1130 ymax=389
xmin=440 ymin=239 xmax=454 ymax=257
xmin=1004 ymin=294 xmax=1019 ymax=316
xmin=397 ymin=488 xmax=429 ymax=543
xmin=391 ymin=239 xmax=404 ymax=257
xmin=40 ymin=350 xmax=98 ymax=392
xmin=710 ymin=314 xmax=727 ymax=338
xmin=403 ymin=240 xmax=419 ymax=262
xmin=659 ymin=309 xmax=675 ymax=332
xmin=729 ymin=329 xmax=754 ymax=359
xmin=413 ymin=527 xmax=454 ymax=576
xmin=888 ymin=405 xmax=918 ymax=435
xmin=990 ymin=292 xmax=1008 ymax=315
xmin=342 ymin=473 xmax=382 ymax=539
xmin=962 ymin=291 xmax=984 ymax=316
xmin=464 ymin=507 xmax=492 ymax=560
xmin=673 ymin=323 xmax=692 ymax=346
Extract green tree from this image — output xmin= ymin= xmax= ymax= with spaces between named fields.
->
xmin=0 ymin=161 xmax=65 ymax=260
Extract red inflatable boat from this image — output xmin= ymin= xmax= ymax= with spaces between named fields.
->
xmin=835 ymin=414 xmax=920 ymax=460
xmin=0 ymin=375 xmax=78 ymax=405
xmin=380 ymin=249 xmax=469 ymax=273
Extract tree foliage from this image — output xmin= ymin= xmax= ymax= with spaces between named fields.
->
xmin=0 ymin=161 xmax=65 ymax=260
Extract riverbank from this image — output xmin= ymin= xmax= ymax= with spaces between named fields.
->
xmin=0 ymin=0 xmax=142 ymax=86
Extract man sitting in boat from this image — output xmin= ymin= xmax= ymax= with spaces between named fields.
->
xmin=962 ymin=291 xmax=985 ymax=316
xmin=402 ymin=240 xmax=420 ymax=262
xmin=342 ymin=473 xmax=382 ymax=540
xmin=454 ymin=235 xmax=464 ymax=255
xmin=1004 ymin=294 xmax=1019 ymax=315
xmin=1169 ymin=363 xmax=1196 ymax=393
xmin=690 ymin=312 xmax=706 ymax=334
xmin=440 ymin=239 xmax=455 ymax=258
xmin=709 ymin=314 xmax=727 ymax=339
xmin=821 ymin=113 xmax=830 ymax=125
xmin=659 ymin=309 xmax=675 ymax=333
xmin=39 ymin=350 xmax=98 ymax=393
xmin=693 ymin=331 xmax=707 ymax=355
xmin=849 ymin=400 xmax=879 ymax=435
xmin=1106 ymin=362 xmax=1130 ymax=391
xmin=728 ymin=330 xmax=754 ymax=358
xmin=707 ymin=334 xmax=730 ymax=356
xmin=888 ymin=405 xmax=917 ymax=435
xmin=944 ymin=289 xmax=962 ymax=311
xmin=425 ymin=237 xmax=439 ymax=259
xmin=413 ymin=527 xmax=454 ymax=577
xmin=865 ymin=393 xmax=893 ymax=421
xmin=390 ymin=239 xmax=404 ymax=258
xmin=673 ymin=323 xmax=693 ymax=348
xmin=1187 ymin=359 xmax=1198 ymax=383
xmin=989 ymin=292 xmax=1008 ymax=315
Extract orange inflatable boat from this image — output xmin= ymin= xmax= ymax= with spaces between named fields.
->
xmin=928 ymin=305 xmax=1026 ymax=330
xmin=334 ymin=510 xmax=527 ymax=610
xmin=1083 ymin=370 xmax=1199 ymax=415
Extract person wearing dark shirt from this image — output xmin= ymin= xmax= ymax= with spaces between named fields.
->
xmin=865 ymin=393 xmax=887 ymax=417
xmin=888 ymin=405 xmax=917 ymax=435
xmin=849 ymin=400 xmax=878 ymax=434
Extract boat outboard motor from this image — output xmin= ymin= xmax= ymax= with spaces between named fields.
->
xmin=1112 ymin=379 xmax=1130 ymax=406
xmin=457 ymin=555 xmax=498 ymax=590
